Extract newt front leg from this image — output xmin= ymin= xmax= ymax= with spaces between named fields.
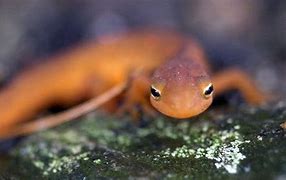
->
xmin=212 ymin=68 xmax=267 ymax=105
xmin=116 ymin=72 xmax=156 ymax=119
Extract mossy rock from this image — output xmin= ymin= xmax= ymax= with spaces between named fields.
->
xmin=1 ymin=102 xmax=286 ymax=179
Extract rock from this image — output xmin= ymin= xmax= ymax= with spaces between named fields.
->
xmin=2 ymin=102 xmax=286 ymax=179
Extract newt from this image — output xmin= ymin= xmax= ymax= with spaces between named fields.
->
xmin=0 ymin=29 xmax=266 ymax=139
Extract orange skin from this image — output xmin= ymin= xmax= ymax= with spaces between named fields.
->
xmin=0 ymin=30 xmax=266 ymax=139
xmin=150 ymin=51 xmax=213 ymax=118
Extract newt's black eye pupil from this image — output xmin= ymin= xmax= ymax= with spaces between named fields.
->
xmin=204 ymin=84 xmax=213 ymax=95
xmin=151 ymin=86 xmax=161 ymax=100
xmin=203 ymin=84 xmax=214 ymax=99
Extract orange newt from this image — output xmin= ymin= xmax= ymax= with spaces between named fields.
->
xmin=0 ymin=29 xmax=266 ymax=139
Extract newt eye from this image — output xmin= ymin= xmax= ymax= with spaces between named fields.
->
xmin=150 ymin=85 xmax=161 ymax=100
xmin=203 ymin=83 xmax=214 ymax=98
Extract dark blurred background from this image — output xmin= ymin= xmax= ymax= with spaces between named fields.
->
xmin=0 ymin=0 xmax=285 ymax=98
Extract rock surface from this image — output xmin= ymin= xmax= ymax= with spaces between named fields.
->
xmin=1 ymin=102 xmax=286 ymax=179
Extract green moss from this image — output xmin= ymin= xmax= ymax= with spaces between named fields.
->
xmin=93 ymin=159 xmax=102 ymax=164
xmin=3 ymin=103 xmax=286 ymax=179
xmin=42 ymin=152 xmax=90 ymax=176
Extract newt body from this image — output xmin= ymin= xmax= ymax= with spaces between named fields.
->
xmin=0 ymin=30 xmax=265 ymax=138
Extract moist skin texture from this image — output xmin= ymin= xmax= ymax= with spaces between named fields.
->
xmin=150 ymin=52 xmax=213 ymax=119
xmin=0 ymin=29 xmax=267 ymax=139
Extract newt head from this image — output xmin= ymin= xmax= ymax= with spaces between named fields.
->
xmin=150 ymin=57 xmax=213 ymax=119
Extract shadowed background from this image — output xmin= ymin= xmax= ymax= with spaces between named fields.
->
xmin=0 ymin=0 xmax=285 ymax=97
